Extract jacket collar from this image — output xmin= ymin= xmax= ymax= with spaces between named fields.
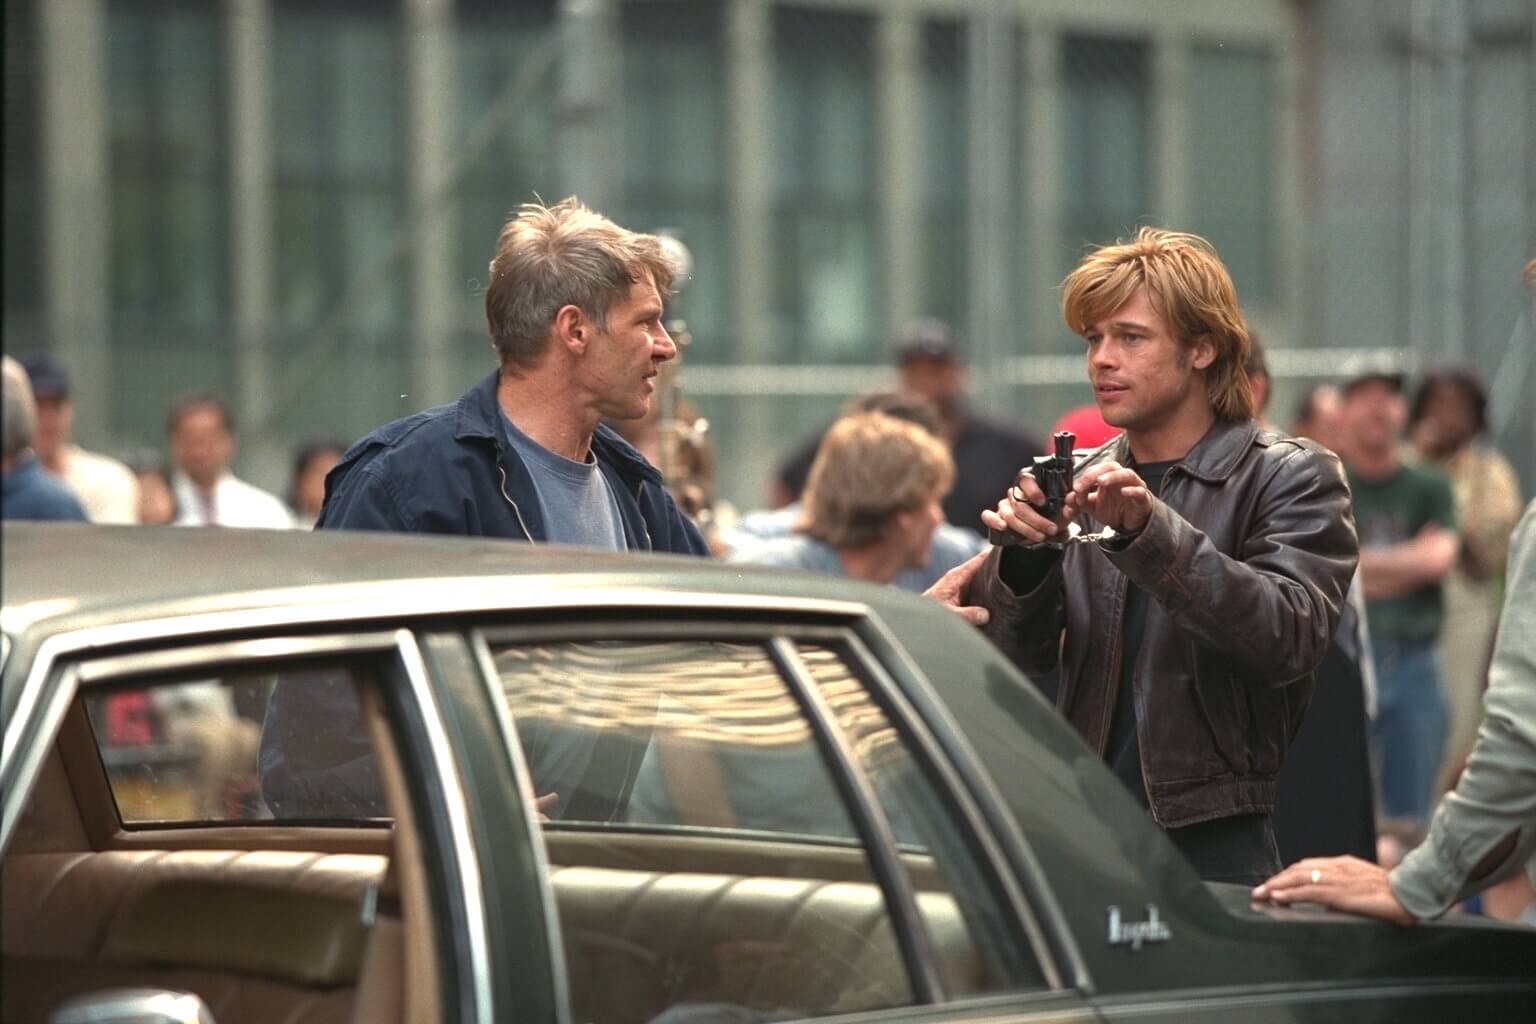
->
xmin=454 ymin=370 xmax=664 ymax=485
xmin=1097 ymin=417 xmax=1258 ymax=483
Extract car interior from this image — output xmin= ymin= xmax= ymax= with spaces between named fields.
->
xmin=1 ymin=638 xmax=1006 ymax=1024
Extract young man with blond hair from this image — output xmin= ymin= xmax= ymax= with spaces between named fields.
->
xmin=731 ymin=411 xmax=955 ymax=587
xmin=317 ymin=197 xmax=705 ymax=555
xmin=963 ymin=227 xmax=1359 ymax=883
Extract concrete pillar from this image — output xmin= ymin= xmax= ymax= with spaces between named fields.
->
xmin=227 ymin=0 xmax=280 ymax=483
xmin=39 ymin=0 xmax=110 ymax=440
xmin=406 ymin=0 xmax=457 ymax=407
xmin=966 ymin=7 xmax=1015 ymax=406
xmin=558 ymin=0 xmax=616 ymax=210
xmin=1021 ymin=22 xmax=1063 ymax=358
xmin=878 ymin=10 xmax=922 ymax=331
xmin=1150 ymin=28 xmax=1189 ymax=227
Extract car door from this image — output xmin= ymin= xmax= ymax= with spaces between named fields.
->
xmin=449 ymin=612 xmax=1101 ymax=1024
xmin=0 ymin=626 xmax=526 ymax=1024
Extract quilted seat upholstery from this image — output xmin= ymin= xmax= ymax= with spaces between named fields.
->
xmin=550 ymin=865 xmax=978 ymax=1024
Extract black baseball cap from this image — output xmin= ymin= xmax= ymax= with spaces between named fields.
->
xmin=19 ymin=352 xmax=70 ymax=400
xmin=895 ymin=319 xmax=959 ymax=363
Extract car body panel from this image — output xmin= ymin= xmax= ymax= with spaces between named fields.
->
xmin=3 ymin=522 xmax=1533 ymax=1024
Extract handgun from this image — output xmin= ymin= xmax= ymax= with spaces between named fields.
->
xmin=989 ymin=430 xmax=1077 ymax=548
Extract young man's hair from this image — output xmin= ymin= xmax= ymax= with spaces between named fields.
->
xmin=485 ymin=196 xmax=678 ymax=371
xmin=2 ymin=355 xmax=38 ymax=460
xmin=799 ymin=412 xmax=954 ymax=550
xmin=1060 ymin=227 xmax=1255 ymax=421
xmin=166 ymin=393 xmax=235 ymax=437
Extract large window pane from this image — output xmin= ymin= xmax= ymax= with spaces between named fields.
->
xmin=107 ymin=0 xmax=226 ymax=322
xmin=1189 ymin=45 xmax=1277 ymax=309
xmin=1059 ymin=34 xmax=1150 ymax=267
xmin=918 ymin=19 xmax=969 ymax=334
xmin=618 ymin=1 xmax=729 ymax=364
xmin=771 ymin=8 xmax=880 ymax=364
xmin=269 ymin=1 xmax=410 ymax=442
xmin=4 ymin=0 xmax=41 ymax=325
xmin=450 ymin=0 xmax=560 ymax=385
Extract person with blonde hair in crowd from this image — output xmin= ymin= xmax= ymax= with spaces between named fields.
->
xmin=730 ymin=411 xmax=955 ymax=589
xmin=942 ymin=227 xmax=1358 ymax=884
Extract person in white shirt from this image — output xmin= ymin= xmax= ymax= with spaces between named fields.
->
xmin=167 ymin=393 xmax=293 ymax=529
xmin=19 ymin=352 xmax=139 ymax=523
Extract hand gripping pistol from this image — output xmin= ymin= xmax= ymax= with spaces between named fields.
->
xmin=989 ymin=430 xmax=1077 ymax=548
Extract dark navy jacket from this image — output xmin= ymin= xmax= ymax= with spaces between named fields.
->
xmin=261 ymin=371 xmax=706 ymax=819
xmin=316 ymin=370 xmax=707 ymax=555
xmin=2 ymin=458 xmax=88 ymax=522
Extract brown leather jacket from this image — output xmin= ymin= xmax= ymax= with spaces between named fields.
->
xmin=968 ymin=418 xmax=1359 ymax=828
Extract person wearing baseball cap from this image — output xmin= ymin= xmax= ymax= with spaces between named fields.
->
xmin=17 ymin=352 xmax=139 ymax=523
xmin=1337 ymin=354 xmax=1458 ymax=828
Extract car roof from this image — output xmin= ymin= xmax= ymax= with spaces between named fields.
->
xmin=0 ymin=523 xmax=889 ymax=641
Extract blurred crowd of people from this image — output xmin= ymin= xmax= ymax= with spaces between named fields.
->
xmin=3 ymin=201 xmax=1532 ymax=924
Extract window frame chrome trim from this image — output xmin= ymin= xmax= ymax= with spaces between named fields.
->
xmin=393 ymin=629 xmax=494 ymax=1024
xmin=1 ymin=646 xmax=79 ymax=854
xmin=74 ymin=633 xmax=402 ymax=684
xmin=852 ymin=613 xmax=1094 ymax=993
xmin=468 ymin=629 xmax=573 ymax=1024
xmin=836 ymin=630 xmax=1065 ymax=992
xmin=766 ymin=635 xmax=946 ymax=1004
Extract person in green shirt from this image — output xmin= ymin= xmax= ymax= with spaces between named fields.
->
xmin=1340 ymin=368 xmax=1457 ymax=825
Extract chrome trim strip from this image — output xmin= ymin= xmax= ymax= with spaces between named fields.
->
xmin=767 ymin=636 xmax=946 ymax=1004
xmin=12 ymin=586 xmax=869 ymax=663
xmin=75 ymin=633 xmax=401 ymax=684
xmin=855 ymin=613 xmax=1094 ymax=994
xmin=841 ymin=631 xmax=1065 ymax=992
xmin=1093 ymin=977 xmax=1536 ymax=1017
xmin=468 ymin=630 xmax=573 ymax=1024
xmin=394 ymin=629 xmax=493 ymax=1024
xmin=0 ymin=655 xmax=78 ymax=854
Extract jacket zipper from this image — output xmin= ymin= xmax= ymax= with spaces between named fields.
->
xmin=1129 ymin=464 xmax=1179 ymax=819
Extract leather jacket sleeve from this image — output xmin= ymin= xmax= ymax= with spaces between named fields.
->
xmin=1104 ymin=444 xmax=1358 ymax=685
xmin=968 ymin=544 xmax=1067 ymax=675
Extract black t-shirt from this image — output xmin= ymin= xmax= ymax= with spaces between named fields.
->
xmin=1103 ymin=461 xmax=1173 ymax=807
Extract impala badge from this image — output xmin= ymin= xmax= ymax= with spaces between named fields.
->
xmin=1107 ymin=905 xmax=1171 ymax=950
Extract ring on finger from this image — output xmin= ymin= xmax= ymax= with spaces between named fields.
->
xmin=1310 ymin=869 xmax=1322 ymax=885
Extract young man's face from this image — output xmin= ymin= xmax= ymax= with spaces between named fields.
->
xmin=31 ymin=395 xmax=72 ymax=460
xmin=1083 ymin=288 xmax=1211 ymax=435
xmin=581 ymin=274 xmax=677 ymax=422
xmin=893 ymin=492 xmax=946 ymax=571
xmin=170 ymin=406 xmax=235 ymax=487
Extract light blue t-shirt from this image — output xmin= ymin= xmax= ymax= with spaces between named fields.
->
xmin=723 ymin=503 xmax=985 ymax=592
xmin=503 ymin=414 xmax=628 ymax=551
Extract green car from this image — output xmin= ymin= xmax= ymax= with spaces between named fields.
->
xmin=2 ymin=523 xmax=1530 ymax=1024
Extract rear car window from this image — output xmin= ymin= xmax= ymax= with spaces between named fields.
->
xmin=83 ymin=662 xmax=386 ymax=826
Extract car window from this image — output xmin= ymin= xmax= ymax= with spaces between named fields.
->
xmin=82 ymin=661 xmax=388 ymax=826
xmin=494 ymin=639 xmax=859 ymax=839
xmin=796 ymin=641 xmax=1042 ymax=996
xmin=489 ymin=633 xmax=1040 ymax=1024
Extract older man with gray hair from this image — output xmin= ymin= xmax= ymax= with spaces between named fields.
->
xmin=3 ymin=355 xmax=87 ymax=522
xmin=317 ymin=196 xmax=705 ymax=555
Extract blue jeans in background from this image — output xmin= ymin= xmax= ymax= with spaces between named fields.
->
xmin=1369 ymin=637 xmax=1448 ymax=824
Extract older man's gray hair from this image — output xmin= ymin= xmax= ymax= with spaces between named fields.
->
xmin=2 ymin=354 xmax=38 ymax=462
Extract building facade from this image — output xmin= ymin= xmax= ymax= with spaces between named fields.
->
xmin=5 ymin=0 xmax=1532 ymax=506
